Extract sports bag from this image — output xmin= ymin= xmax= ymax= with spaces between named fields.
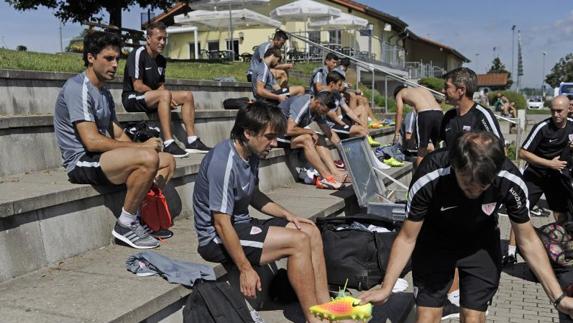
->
xmin=141 ymin=187 xmax=173 ymax=231
xmin=537 ymin=222 xmax=573 ymax=268
xmin=123 ymin=121 xmax=160 ymax=142
xmin=316 ymin=216 xmax=410 ymax=290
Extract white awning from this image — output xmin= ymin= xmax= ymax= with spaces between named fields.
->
xmin=174 ymin=9 xmax=281 ymax=29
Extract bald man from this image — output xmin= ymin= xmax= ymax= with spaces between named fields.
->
xmin=393 ymin=85 xmax=443 ymax=165
xmin=519 ymin=95 xmax=573 ymax=223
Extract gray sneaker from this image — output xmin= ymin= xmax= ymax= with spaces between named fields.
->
xmin=112 ymin=221 xmax=160 ymax=249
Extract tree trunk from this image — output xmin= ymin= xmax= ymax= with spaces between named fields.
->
xmin=108 ymin=7 xmax=122 ymax=30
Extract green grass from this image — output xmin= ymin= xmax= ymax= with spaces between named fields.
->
xmin=525 ymin=108 xmax=550 ymax=115
xmin=0 ymin=48 xmax=316 ymax=84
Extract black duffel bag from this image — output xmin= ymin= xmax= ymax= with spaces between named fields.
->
xmin=316 ymin=215 xmax=410 ymax=291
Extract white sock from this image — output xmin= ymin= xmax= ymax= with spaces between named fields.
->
xmin=163 ymin=139 xmax=175 ymax=147
xmin=187 ymin=136 xmax=198 ymax=144
xmin=447 ymin=289 xmax=460 ymax=307
xmin=508 ymin=245 xmax=517 ymax=256
xmin=118 ymin=208 xmax=138 ymax=226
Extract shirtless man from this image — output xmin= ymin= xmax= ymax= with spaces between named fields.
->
xmin=393 ymin=85 xmax=443 ymax=165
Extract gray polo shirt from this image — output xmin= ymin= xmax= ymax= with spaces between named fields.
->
xmin=309 ymin=66 xmax=328 ymax=95
xmin=193 ymin=139 xmax=260 ymax=246
xmin=251 ymin=61 xmax=276 ymax=98
xmin=279 ymin=94 xmax=325 ymax=128
xmin=247 ymin=41 xmax=272 ymax=76
xmin=54 ymin=72 xmax=116 ymax=172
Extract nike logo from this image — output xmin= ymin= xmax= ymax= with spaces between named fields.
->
xmin=440 ymin=205 xmax=458 ymax=212
xmin=145 ymin=67 xmax=152 ymax=70
xmin=549 ymin=138 xmax=557 ymax=143
xmin=445 ymin=128 xmax=452 ymax=132
xmin=241 ymin=183 xmax=250 ymax=191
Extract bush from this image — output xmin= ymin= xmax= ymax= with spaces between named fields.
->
xmin=360 ymin=86 xmax=397 ymax=112
xmin=487 ymin=90 xmax=526 ymax=110
xmin=16 ymin=45 xmax=27 ymax=52
xmin=418 ymin=77 xmax=445 ymax=92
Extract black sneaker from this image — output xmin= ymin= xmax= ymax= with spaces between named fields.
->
xmin=502 ymin=254 xmax=517 ymax=267
xmin=112 ymin=221 xmax=160 ymax=249
xmin=442 ymin=300 xmax=460 ymax=320
xmin=185 ymin=138 xmax=211 ymax=153
xmin=143 ymin=225 xmax=174 ymax=239
xmin=164 ymin=142 xmax=189 ymax=158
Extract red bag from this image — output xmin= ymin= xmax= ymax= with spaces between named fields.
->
xmin=141 ymin=187 xmax=173 ymax=231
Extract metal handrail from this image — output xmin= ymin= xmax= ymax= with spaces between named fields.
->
xmin=494 ymin=113 xmax=521 ymax=161
xmin=283 ymin=31 xmax=446 ymax=104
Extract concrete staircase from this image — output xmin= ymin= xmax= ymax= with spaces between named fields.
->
xmin=0 ymin=70 xmax=412 ymax=322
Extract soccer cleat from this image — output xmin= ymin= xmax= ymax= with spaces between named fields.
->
xmin=309 ymin=296 xmax=372 ymax=321
xmin=316 ymin=176 xmax=343 ymax=190
xmin=367 ymin=136 xmax=381 ymax=147
xmin=368 ymin=120 xmax=383 ymax=129
xmin=383 ymin=157 xmax=404 ymax=167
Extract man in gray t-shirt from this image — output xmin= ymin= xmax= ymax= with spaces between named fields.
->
xmin=193 ymin=102 xmax=330 ymax=323
xmin=251 ymin=47 xmax=304 ymax=104
xmin=246 ymin=30 xmax=292 ymax=87
xmin=277 ymin=92 xmax=347 ymax=190
xmin=54 ymin=31 xmax=175 ymax=250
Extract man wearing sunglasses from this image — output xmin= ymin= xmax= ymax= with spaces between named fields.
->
xmin=54 ymin=31 xmax=176 ymax=249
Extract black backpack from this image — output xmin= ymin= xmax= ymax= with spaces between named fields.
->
xmin=316 ymin=215 xmax=411 ymax=290
xmin=123 ymin=121 xmax=160 ymax=142
xmin=183 ymin=280 xmax=259 ymax=323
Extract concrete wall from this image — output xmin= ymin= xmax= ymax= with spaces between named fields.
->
xmin=0 ymin=70 xmax=252 ymax=115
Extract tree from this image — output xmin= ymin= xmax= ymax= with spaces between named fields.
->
xmin=5 ymin=0 xmax=183 ymax=29
xmin=487 ymin=57 xmax=513 ymax=89
xmin=545 ymin=53 xmax=573 ymax=88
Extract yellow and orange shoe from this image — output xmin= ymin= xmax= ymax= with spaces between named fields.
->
xmin=309 ymin=296 xmax=372 ymax=321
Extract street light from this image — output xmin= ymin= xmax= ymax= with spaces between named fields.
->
xmin=511 ymin=25 xmax=516 ymax=88
xmin=542 ymin=51 xmax=547 ymax=98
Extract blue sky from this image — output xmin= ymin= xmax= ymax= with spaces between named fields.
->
xmin=0 ymin=0 xmax=572 ymax=88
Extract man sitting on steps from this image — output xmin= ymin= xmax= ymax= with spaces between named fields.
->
xmin=193 ymin=102 xmax=330 ymax=323
xmin=54 ymin=31 xmax=176 ymax=249
xmin=122 ymin=21 xmax=210 ymax=158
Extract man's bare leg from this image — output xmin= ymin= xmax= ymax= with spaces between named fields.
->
xmin=171 ymin=90 xmax=196 ymax=137
xmin=260 ymin=227 xmax=323 ymax=323
xmin=460 ymin=307 xmax=486 ymax=323
xmin=315 ymin=142 xmax=345 ymax=179
xmin=291 ymin=134 xmax=333 ymax=179
xmin=271 ymin=69 xmax=288 ymax=88
xmin=286 ymin=222 xmax=330 ymax=303
xmin=154 ymin=152 xmax=176 ymax=189
xmin=417 ymin=306 xmax=443 ymax=323
xmin=288 ymin=85 xmax=305 ymax=97
xmin=144 ymin=89 xmax=175 ymax=140
xmin=100 ymin=147 xmax=159 ymax=214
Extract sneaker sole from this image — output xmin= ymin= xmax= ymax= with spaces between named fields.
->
xmin=441 ymin=313 xmax=460 ymax=320
xmin=112 ymin=230 xmax=160 ymax=249
xmin=185 ymin=149 xmax=209 ymax=154
xmin=169 ymin=153 xmax=190 ymax=158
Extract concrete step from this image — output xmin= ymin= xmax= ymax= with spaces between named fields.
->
xmin=0 ymin=70 xmax=252 ymax=115
xmin=0 ymin=164 xmax=413 ymax=323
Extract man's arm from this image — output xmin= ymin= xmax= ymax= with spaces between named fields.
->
xmin=256 ymin=81 xmax=285 ymax=102
xmin=359 ymin=219 xmax=423 ymax=304
xmin=250 ymin=187 xmax=315 ymax=230
xmin=286 ymin=118 xmax=317 ymax=138
xmin=512 ymin=221 xmax=573 ymax=315
xmin=132 ymin=79 xmax=154 ymax=93
xmin=316 ymin=121 xmax=337 ymax=144
xmin=275 ymin=63 xmax=293 ymax=71
xmin=339 ymin=98 xmax=364 ymax=127
xmin=75 ymin=121 xmax=161 ymax=152
xmin=519 ymin=148 xmax=567 ymax=171
xmin=213 ymin=213 xmax=261 ymax=298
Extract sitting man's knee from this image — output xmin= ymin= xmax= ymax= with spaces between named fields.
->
xmin=139 ymin=149 xmax=160 ymax=170
xmin=159 ymin=89 xmax=172 ymax=102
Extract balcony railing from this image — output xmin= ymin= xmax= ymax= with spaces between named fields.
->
xmin=405 ymin=61 xmax=445 ymax=79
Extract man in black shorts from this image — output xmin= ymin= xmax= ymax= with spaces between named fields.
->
xmin=193 ymin=102 xmax=329 ymax=323
xmin=440 ymin=67 xmax=504 ymax=147
xmin=520 ymin=95 xmax=573 ymax=224
xmin=122 ymin=22 xmax=210 ymax=157
xmin=54 ymin=31 xmax=176 ymax=249
xmin=251 ymin=48 xmax=304 ymax=105
xmin=359 ymin=132 xmax=573 ymax=322
xmin=393 ymin=85 xmax=443 ymax=165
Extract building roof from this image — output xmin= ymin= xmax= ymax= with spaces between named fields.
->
xmin=151 ymin=0 xmax=408 ymax=31
xmin=477 ymin=73 xmax=509 ymax=87
xmin=406 ymin=30 xmax=470 ymax=63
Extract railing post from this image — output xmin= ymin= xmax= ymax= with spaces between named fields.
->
xmin=384 ymin=76 xmax=388 ymax=114
xmin=371 ymin=68 xmax=375 ymax=109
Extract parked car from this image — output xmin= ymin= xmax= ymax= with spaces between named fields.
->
xmin=527 ymin=96 xmax=544 ymax=110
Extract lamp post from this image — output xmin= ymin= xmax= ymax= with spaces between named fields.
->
xmin=542 ymin=51 xmax=547 ymax=98
xmin=474 ymin=53 xmax=480 ymax=72
xmin=511 ymin=25 xmax=516 ymax=89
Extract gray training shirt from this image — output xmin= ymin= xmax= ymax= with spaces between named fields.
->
xmin=251 ymin=61 xmax=276 ymax=98
xmin=54 ymin=72 xmax=116 ymax=173
xmin=193 ymin=139 xmax=260 ymax=246
xmin=279 ymin=94 xmax=325 ymax=128
xmin=247 ymin=41 xmax=271 ymax=76
xmin=309 ymin=66 xmax=328 ymax=95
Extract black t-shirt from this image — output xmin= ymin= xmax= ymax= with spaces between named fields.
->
xmin=522 ymin=118 xmax=573 ymax=176
xmin=440 ymin=103 xmax=504 ymax=147
xmin=406 ymin=149 xmax=530 ymax=249
xmin=122 ymin=46 xmax=166 ymax=93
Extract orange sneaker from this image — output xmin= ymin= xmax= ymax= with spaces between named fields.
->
xmin=315 ymin=176 xmax=343 ymax=190
xmin=309 ymin=296 xmax=372 ymax=321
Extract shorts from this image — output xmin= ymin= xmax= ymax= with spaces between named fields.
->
xmin=67 ymin=153 xmax=114 ymax=186
xmin=523 ymin=169 xmax=568 ymax=212
xmin=330 ymin=116 xmax=353 ymax=139
xmin=122 ymin=91 xmax=152 ymax=113
xmin=416 ymin=110 xmax=443 ymax=153
xmin=198 ymin=217 xmax=289 ymax=265
xmin=276 ymin=135 xmax=292 ymax=149
xmin=246 ymin=73 xmax=252 ymax=83
xmin=272 ymin=87 xmax=290 ymax=96
xmin=412 ymin=232 xmax=501 ymax=311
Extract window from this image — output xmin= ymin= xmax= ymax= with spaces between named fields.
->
xmin=329 ymin=30 xmax=342 ymax=45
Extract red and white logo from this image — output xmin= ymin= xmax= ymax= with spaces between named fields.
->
xmin=481 ymin=203 xmax=497 ymax=216
xmin=250 ymin=226 xmax=262 ymax=235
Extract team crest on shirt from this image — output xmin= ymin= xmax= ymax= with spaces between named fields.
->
xmin=250 ymin=226 xmax=262 ymax=235
xmin=481 ymin=202 xmax=497 ymax=216
xmin=568 ymin=134 xmax=573 ymax=142
xmin=158 ymin=67 xmax=164 ymax=75
xmin=463 ymin=125 xmax=472 ymax=132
